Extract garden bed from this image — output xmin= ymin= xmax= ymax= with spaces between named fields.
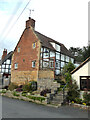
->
xmin=69 ymin=102 xmax=90 ymax=110
xmin=0 ymin=89 xmax=47 ymax=105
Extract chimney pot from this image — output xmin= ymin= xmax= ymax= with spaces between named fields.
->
xmin=2 ymin=48 xmax=7 ymax=60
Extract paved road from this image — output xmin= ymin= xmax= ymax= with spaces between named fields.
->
xmin=1 ymin=96 xmax=89 ymax=118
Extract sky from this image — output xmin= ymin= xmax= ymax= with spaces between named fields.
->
xmin=0 ymin=0 xmax=89 ymax=58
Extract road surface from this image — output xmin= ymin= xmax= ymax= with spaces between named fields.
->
xmin=1 ymin=96 xmax=89 ymax=119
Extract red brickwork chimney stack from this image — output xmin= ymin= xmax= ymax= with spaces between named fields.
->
xmin=26 ymin=17 xmax=35 ymax=29
xmin=2 ymin=49 xmax=7 ymax=60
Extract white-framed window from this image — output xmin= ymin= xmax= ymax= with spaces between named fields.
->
xmin=32 ymin=42 xmax=36 ymax=49
xmin=61 ymin=54 xmax=64 ymax=61
xmin=50 ymin=51 xmax=55 ymax=57
xmin=6 ymin=65 xmax=9 ymax=68
xmin=66 ymin=56 xmax=69 ymax=62
xmin=50 ymin=61 xmax=54 ymax=68
xmin=6 ymin=59 xmax=10 ymax=64
xmin=14 ymin=63 xmax=18 ymax=69
xmin=55 ymin=69 xmax=60 ymax=75
xmin=32 ymin=61 xmax=36 ymax=68
xmin=41 ymin=47 xmax=43 ymax=52
xmin=71 ymin=58 xmax=74 ymax=63
xmin=2 ymin=65 xmax=5 ymax=69
xmin=17 ymin=47 xmax=20 ymax=53
xmin=61 ymin=62 xmax=65 ymax=67
xmin=43 ymin=61 xmax=49 ymax=68
xmin=55 ymin=61 xmax=60 ymax=68
xmin=56 ymin=52 xmax=60 ymax=59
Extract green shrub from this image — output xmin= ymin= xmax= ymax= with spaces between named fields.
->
xmin=83 ymin=92 xmax=90 ymax=105
xmin=0 ymin=90 xmax=6 ymax=94
xmin=67 ymin=80 xmax=80 ymax=102
xmin=13 ymin=91 xmax=20 ymax=97
xmin=75 ymin=98 xmax=82 ymax=104
xmin=27 ymin=95 xmax=45 ymax=102
xmin=60 ymin=85 xmax=64 ymax=88
xmin=8 ymin=83 xmax=18 ymax=91
xmin=22 ymin=92 xmax=27 ymax=97
xmin=22 ymin=83 xmax=32 ymax=92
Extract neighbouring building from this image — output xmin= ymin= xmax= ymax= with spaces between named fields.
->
xmin=11 ymin=17 xmax=74 ymax=91
xmin=71 ymin=57 xmax=90 ymax=91
xmin=0 ymin=49 xmax=13 ymax=86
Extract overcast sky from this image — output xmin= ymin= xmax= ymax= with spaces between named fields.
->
xmin=0 ymin=0 xmax=89 ymax=58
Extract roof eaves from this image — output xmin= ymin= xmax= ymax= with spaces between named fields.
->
xmin=71 ymin=57 xmax=90 ymax=74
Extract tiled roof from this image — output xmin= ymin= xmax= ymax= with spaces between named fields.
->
xmin=2 ymin=51 xmax=13 ymax=64
xmin=71 ymin=57 xmax=90 ymax=74
xmin=35 ymin=31 xmax=74 ymax=58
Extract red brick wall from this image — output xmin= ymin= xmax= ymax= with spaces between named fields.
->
xmin=12 ymin=27 xmax=40 ymax=71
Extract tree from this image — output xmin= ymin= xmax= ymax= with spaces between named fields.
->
xmin=62 ymin=62 xmax=76 ymax=74
xmin=62 ymin=62 xmax=75 ymax=83
xmin=82 ymin=46 xmax=90 ymax=61
xmin=69 ymin=47 xmax=83 ymax=62
xmin=69 ymin=46 xmax=90 ymax=62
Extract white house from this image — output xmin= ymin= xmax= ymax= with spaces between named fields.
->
xmin=71 ymin=57 xmax=90 ymax=91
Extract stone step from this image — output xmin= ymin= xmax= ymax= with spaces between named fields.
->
xmin=51 ymin=101 xmax=63 ymax=105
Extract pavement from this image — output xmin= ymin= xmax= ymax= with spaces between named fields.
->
xmin=1 ymin=96 xmax=89 ymax=119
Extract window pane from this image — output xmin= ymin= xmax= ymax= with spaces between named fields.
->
xmin=6 ymin=65 xmax=9 ymax=68
xmin=2 ymin=65 xmax=5 ymax=68
xmin=61 ymin=62 xmax=65 ymax=67
xmin=43 ymin=53 xmax=49 ymax=58
xmin=5 ymin=69 xmax=8 ymax=73
xmin=43 ymin=61 xmax=49 ymax=68
xmin=41 ymin=48 xmax=43 ymax=52
xmin=55 ymin=70 xmax=60 ymax=75
xmin=15 ymin=63 xmax=18 ymax=69
xmin=49 ymin=61 xmax=54 ymax=68
xmin=55 ymin=44 xmax=60 ymax=52
xmin=17 ymin=47 xmax=20 ymax=52
xmin=50 ymin=51 xmax=55 ymax=57
xmin=71 ymin=58 xmax=74 ymax=63
xmin=32 ymin=61 xmax=36 ymax=68
xmin=61 ymin=54 xmax=64 ymax=61
xmin=56 ymin=52 xmax=60 ymax=59
xmin=55 ymin=61 xmax=60 ymax=68
xmin=6 ymin=59 xmax=10 ymax=64
xmin=66 ymin=56 xmax=69 ymax=62
xmin=81 ymin=79 xmax=87 ymax=90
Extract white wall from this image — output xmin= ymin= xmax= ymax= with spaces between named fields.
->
xmin=72 ymin=61 xmax=90 ymax=89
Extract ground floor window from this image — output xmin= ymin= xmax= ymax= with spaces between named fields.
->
xmin=80 ymin=76 xmax=90 ymax=91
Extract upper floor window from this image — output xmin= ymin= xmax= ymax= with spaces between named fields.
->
xmin=6 ymin=59 xmax=10 ymax=64
xmin=50 ymin=61 xmax=54 ymax=68
xmin=17 ymin=47 xmax=20 ymax=53
xmin=14 ymin=63 xmax=18 ymax=69
xmin=55 ymin=44 xmax=60 ymax=52
xmin=32 ymin=61 xmax=36 ymax=68
xmin=32 ymin=42 xmax=36 ymax=49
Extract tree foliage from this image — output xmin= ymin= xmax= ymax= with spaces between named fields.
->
xmin=69 ymin=45 xmax=90 ymax=62
xmin=62 ymin=62 xmax=75 ymax=83
xmin=67 ymin=80 xmax=80 ymax=101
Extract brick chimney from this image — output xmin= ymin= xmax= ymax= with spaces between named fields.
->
xmin=2 ymin=49 xmax=7 ymax=60
xmin=26 ymin=17 xmax=35 ymax=29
